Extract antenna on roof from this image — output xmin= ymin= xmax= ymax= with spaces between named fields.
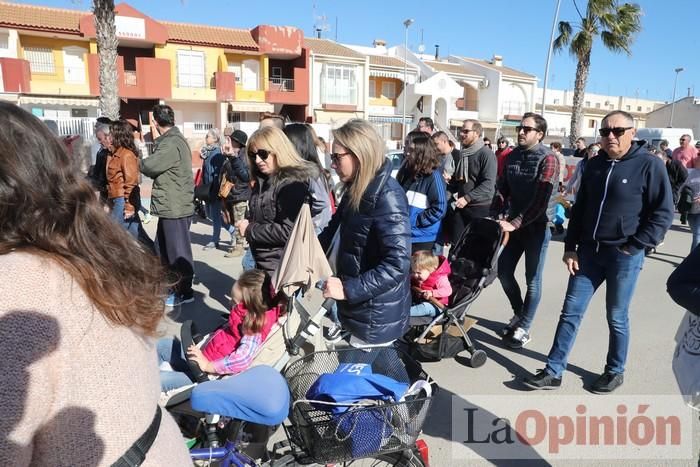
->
xmin=335 ymin=16 xmax=338 ymax=41
xmin=417 ymin=28 xmax=425 ymax=54
xmin=312 ymin=2 xmax=330 ymax=39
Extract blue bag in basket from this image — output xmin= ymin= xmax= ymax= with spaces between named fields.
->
xmin=306 ymin=363 xmax=409 ymax=457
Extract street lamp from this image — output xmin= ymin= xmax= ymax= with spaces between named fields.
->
xmin=669 ymin=67 xmax=684 ymax=127
xmin=402 ymin=18 xmax=414 ymax=144
xmin=541 ymin=0 xmax=562 ymax=116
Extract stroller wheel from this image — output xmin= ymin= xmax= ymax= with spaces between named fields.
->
xmin=469 ymin=349 xmax=488 ymax=368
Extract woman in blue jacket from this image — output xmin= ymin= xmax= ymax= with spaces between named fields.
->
xmin=396 ymin=133 xmax=447 ymax=253
xmin=200 ymin=128 xmax=234 ymax=249
xmin=320 ymin=119 xmax=411 ymax=346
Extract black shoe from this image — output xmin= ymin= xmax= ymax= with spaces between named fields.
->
xmin=523 ymin=369 xmax=562 ymax=390
xmin=590 ymin=371 xmax=623 ymax=394
xmin=680 ymin=214 xmax=687 ymax=225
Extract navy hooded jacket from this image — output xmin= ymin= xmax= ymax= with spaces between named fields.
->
xmin=319 ymin=160 xmax=411 ymax=344
xmin=564 ymin=140 xmax=674 ymax=255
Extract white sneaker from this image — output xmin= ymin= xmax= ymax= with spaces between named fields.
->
xmin=507 ymin=327 xmax=531 ymax=349
xmin=325 ymin=323 xmax=344 ymax=343
xmin=158 ymin=383 xmax=196 ymax=408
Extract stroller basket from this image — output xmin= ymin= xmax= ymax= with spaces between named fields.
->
xmin=282 ymin=347 xmax=435 ymax=464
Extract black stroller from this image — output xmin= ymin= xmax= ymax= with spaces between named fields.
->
xmin=407 ymin=218 xmax=509 ymax=367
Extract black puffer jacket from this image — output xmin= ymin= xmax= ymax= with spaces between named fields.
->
xmin=319 ymin=160 xmax=411 ymax=344
xmin=222 ymin=153 xmax=251 ymax=204
xmin=246 ymin=163 xmax=317 ymax=275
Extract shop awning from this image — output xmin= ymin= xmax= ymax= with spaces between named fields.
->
xmin=19 ymin=95 xmax=99 ymax=107
xmin=369 ymin=69 xmax=406 ymax=80
xmin=228 ymin=101 xmax=274 ymax=113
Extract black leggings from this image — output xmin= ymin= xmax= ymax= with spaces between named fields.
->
xmin=448 ymin=204 xmax=490 ymax=244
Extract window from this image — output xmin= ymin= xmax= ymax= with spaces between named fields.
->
xmin=71 ymin=108 xmax=88 ymax=118
xmin=585 ymin=100 xmax=590 ymax=107
xmin=553 ymin=98 xmax=560 ymax=105
xmin=369 ymin=78 xmax=377 ymax=98
xmin=241 ymin=59 xmax=259 ymax=91
xmin=625 ymin=105 xmax=631 ymax=111
xmin=0 ymin=31 xmax=9 ymax=56
xmin=271 ymin=66 xmax=282 ymax=78
xmin=177 ymin=50 xmax=205 ymax=88
xmin=381 ymin=81 xmax=396 ymax=99
xmin=227 ymin=62 xmax=242 ymax=83
xmin=24 ymin=47 xmax=55 ymax=73
xmin=322 ymin=63 xmax=357 ymax=105
xmin=589 ymin=119 xmax=596 ymax=128
xmin=63 ymin=47 xmax=86 ymax=84
xmin=637 ymin=106 xmax=642 ymax=112
xmin=595 ymin=102 xmax=601 ymax=109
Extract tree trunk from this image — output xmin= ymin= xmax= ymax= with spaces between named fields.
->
xmin=93 ymin=0 xmax=119 ymax=120
xmin=568 ymin=50 xmax=591 ymax=147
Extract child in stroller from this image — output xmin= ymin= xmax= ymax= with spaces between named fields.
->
xmin=158 ymin=269 xmax=283 ymax=395
xmin=407 ymin=218 xmax=508 ymax=367
xmin=410 ymin=250 xmax=452 ymax=318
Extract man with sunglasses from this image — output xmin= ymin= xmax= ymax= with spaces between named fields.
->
xmin=525 ymin=110 xmax=674 ymax=393
xmin=491 ymin=113 xmax=560 ymax=349
xmin=672 ymin=134 xmax=698 ymax=169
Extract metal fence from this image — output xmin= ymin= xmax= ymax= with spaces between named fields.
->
xmin=40 ymin=116 xmax=97 ymax=141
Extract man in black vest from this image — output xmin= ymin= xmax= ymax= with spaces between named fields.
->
xmin=491 ymin=112 xmax=560 ymax=349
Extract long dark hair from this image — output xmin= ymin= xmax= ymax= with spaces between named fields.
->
xmin=403 ymin=134 xmax=441 ymax=177
xmin=0 ymin=103 xmax=165 ymax=336
xmin=110 ymin=120 xmax=139 ymax=155
xmin=283 ymin=123 xmax=323 ymax=169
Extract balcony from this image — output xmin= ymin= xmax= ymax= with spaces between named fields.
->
xmin=88 ymin=55 xmax=171 ymax=99
xmin=269 ymin=76 xmax=295 ymax=92
xmin=0 ymin=57 xmax=31 ymax=93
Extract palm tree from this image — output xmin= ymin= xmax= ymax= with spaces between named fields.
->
xmin=554 ymin=0 xmax=642 ymax=146
xmin=93 ymin=0 xmax=119 ymax=120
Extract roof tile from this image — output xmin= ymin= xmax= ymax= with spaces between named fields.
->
xmin=0 ymin=1 xmax=85 ymax=33
xmin=161 ymin=21 xmax=257 ymax=50
xmin=304 ymin=38 xmax=364 ymax=59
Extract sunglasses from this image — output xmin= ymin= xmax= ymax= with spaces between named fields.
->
xmin=330 ymin=152 xmax=351 ymax=164
xmin=249 ymin=149 xmax=271 ymax=160
xmin=460 ymin=128 xmax=476 ymax=134
xmin=516 ymin=125 xmax=540 ymax=134
xmin=599 ymin=127 xmax=633 ymax=138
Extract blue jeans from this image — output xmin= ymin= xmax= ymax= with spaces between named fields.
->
xmin=242 ymin=248 xmax=256 ymax=271
xmin=157 ymin=337 xmax=195 ymax=392
xmin=110 ymin=197 xmax=140 ymax=239
xmin=688 ymin=213 xmax=700 ymax=252
xmin=410 ymin=301 xmax=440 ymax=317
xmin=207 ymin=199 xmax=233 ymax=244
xmin=545 ymin=245 xmax=644 ymax=378
xmin=497 ymin=222 xmax=551 ymax=331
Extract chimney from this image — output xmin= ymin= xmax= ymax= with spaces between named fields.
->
xmin=491 ymin=54 xmax=503 ymax=67
xmin=372 ymin=39 xmax=387 ymax=51
xmin=434 ymin=44 xmax=440 ymax=60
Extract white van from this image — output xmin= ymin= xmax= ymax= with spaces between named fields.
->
xmin=635 ymin=128 xmax=695 ymax=149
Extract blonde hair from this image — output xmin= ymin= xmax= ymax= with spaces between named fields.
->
xmin=411 ymin=250 xmax=439 ymax=272
xmin=332 ymin=119 xmax=385 ymax=211
xmin=246 ymin=126 xmax=307 ymax=177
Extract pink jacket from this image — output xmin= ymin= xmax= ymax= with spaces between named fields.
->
xmin=202 ymin=302 xmax=280 ymax=362
xmin=412 ymin=256 xmax=452 ymax=305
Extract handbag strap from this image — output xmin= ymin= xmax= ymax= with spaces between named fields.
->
xmin=110 ymin=406 xmax=162 ymax=467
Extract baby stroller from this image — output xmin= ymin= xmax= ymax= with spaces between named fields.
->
xmin=407 ymin=218 xmax=509 ymax=367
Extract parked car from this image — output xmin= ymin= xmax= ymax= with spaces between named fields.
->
xmin=385 ymin=150 xmax=404 ymax=178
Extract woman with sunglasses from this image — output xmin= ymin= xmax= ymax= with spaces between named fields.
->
xmin=396 ymin=133 xmax=447 ymax=253
xmin=236 ymin=126 xmax=318 ymax=276
xmin=320 ymin=119 xmax=411 ymax=347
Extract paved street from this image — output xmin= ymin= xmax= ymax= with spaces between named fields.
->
xmin=146 ymin=217 xmax=699 ymax=466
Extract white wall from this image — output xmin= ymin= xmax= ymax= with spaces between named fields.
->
xmin=646 ymin=98 xmax=700 ymax=140
xmin=167 ymin=101 xmax=217 ymax=140
xmin=0 ymin=29 xmax=19 ymax=59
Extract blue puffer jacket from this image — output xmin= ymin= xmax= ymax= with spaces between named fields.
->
xmin=397 ymin=167 xmax=447 ymax=244
xmin=565 ymin=140 xmax=674 ymax=255
xmin=319 ymin=160 xmax=411 ymax=344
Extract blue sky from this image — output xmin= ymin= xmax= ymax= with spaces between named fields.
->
xmin=15 ymin=0 xmax=698 ymax=102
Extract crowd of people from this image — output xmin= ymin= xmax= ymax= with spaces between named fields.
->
xmin=2 ymin=98 xmax=700 ymax=464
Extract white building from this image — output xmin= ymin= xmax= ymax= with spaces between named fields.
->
xmin=645 ymin=96 xmax=700 ymax=140
xmin=536 ymin=87 xmax=664 ymax=143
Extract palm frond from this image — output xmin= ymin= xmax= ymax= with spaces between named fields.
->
xmin=588 ymin=0 xmax=615 ymax=19
xmin=616 ymin=3 xmax=643 ymax=35
xmin=571 ymin=30 xmax=593 ymax=59
xmin=553 ymin=21 xmax=573 ymax=53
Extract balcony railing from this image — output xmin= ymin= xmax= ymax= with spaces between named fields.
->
xmin=269 ymin=76 xmax=295 ymax=92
